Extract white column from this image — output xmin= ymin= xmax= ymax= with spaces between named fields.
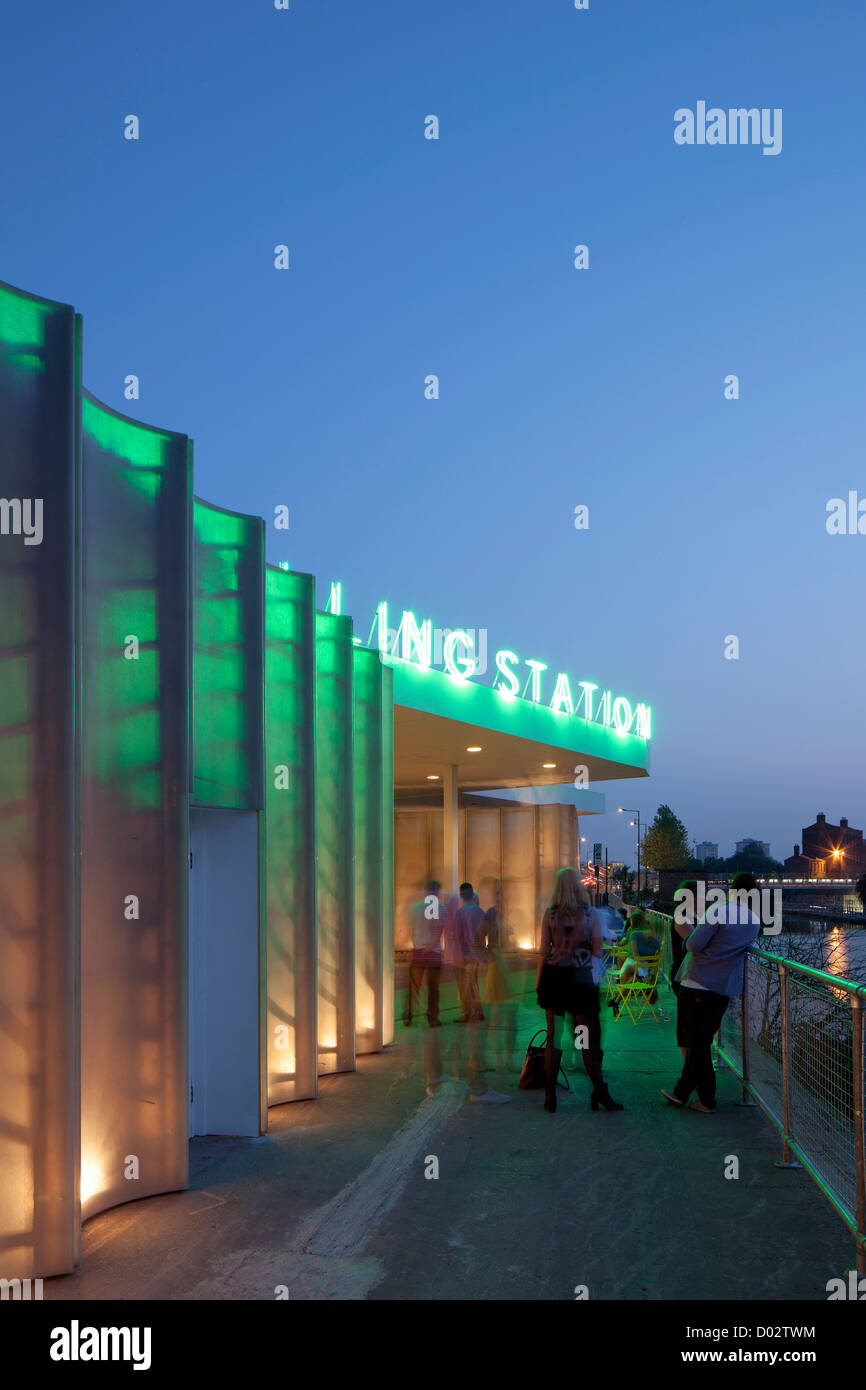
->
xmin=443 ymin=763 xmax=459 ymax=897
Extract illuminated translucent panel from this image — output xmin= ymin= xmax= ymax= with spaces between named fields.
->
xmin=0 ymin=281 xmax=79 ymax=1279
xmin=82 ymin=397 xmax=169 ymax=470
xmin=380 ymin=667 xmax=395 ymax=1046
xmin=353 ymin=647 xmax=394 ymax=1054
xmin=315 ymin=611 xmax=355 ymax=1075
xmin=0 ymin=281 xmax=50 ymax=346
xmin=192 ymin=499 xmax=264 ymax=810
xmin=80 ymin=393 xmax=191 ymax=1224
xmin=395 ymin=802 xmax=578 ymax=958
xmin=264 ymin=566 xmax=317 ymax=1104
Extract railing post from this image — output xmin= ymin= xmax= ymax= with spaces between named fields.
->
xmin=852 ymin=995 xmax=866 ymax=1276
xmin=738 ymin=953 xmax=756 ymax=1107
xmin=775 ymin=963 xmax=801 ymax=1169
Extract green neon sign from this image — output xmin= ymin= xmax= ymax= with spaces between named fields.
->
xmin=373 ymin=600 xmax=651 ymax=740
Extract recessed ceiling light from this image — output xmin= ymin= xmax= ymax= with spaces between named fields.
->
xmin=427 ymin=774 xmax=440 ymax=780
xmin=466 ymin=746 xmax=482 ymax=752
xmin=543 ymin=762 xmax=556 ymax=768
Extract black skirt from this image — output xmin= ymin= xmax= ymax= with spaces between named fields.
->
xmin=537 ymin=963 xmax=600 ymax=1016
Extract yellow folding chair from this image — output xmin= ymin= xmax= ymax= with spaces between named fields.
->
xmin=603 ymin=940 xmax=630 ymax=1013
xmin=612 ymin=951 xmax=665 ymax=1025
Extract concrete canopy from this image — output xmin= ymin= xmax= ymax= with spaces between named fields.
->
xmin=389 ymin=658 xmax=650 ymax=793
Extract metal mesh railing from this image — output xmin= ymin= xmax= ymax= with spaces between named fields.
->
xmin=649 ymin=909 xmax=866 ymax=1272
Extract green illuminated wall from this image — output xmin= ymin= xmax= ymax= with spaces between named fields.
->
xmin=192 ymin=499 xmax=264 ymax=811
xmin=80 ymin=392 xmax=191 ymax=1223
xmin=0 ymin=281 xmax=79 ymax=1279
xmin=0 ymin=276 xmax=405 ymax=1278
xmin=264 ymin=566 xmax=318 ymax=1103
xmin=353 ymin=646 xmax=394 ymax=1054
xmin=315 ymin=612 xmax=355 ymax=1075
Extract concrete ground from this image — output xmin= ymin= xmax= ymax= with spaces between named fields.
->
xmin=51 ymin=975 xmax=853 ymax=1301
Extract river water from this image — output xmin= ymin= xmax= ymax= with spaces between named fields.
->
xmin=763 ymin=918 xmax=866 ymax=984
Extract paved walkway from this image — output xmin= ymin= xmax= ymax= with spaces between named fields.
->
xmin=52 ymin=979 xmax=852 ymax=1301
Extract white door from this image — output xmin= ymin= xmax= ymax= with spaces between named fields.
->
xmin=188 ymin=808 xmax=261 ymax=1138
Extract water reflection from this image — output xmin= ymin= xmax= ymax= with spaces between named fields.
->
xmin=768 ymin=918 xmax=864 ymax=984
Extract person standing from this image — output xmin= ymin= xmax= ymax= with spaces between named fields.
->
xmin=451 ymin=882 xmax=485 ymax=1021
xmin=662 ymin=872 xmax=761 ymax=1114
xmin=480 ymin=893 xmax=516 ymax=1067
xmin=536 ymin=868 xmax=622 ymax=1114
xmin=669 ymin=878 xmax=698 ymax=1062
xmin=403 ymin=879 xmax=444 ymax=1027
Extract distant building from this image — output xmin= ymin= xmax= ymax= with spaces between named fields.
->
xmin=801 ymin=814 xmax=866 ymax=878
xmin=694 ymin=841 xmax=718 ymax=862
xmin=783 ymin=844 xmax=823 ymax=878
xmin=736 ymin=838 xmax=771 ymax=857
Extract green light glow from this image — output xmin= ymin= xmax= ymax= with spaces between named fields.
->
xmin=315 ymin=609 xmax=355 ymax=1074
xmin=550 ymin=672 xmax=574 ymax=715
xmin=265 ymin=565 xmax=317 ymax=1102
xmin=83 ymin=396 xmax=183 ymax=811
xmin=391 ymin=658 xmax=650 ymax=776
xmin=577 ymin=681 xmax=597 ymax=718
xmin=494 ymin=649 xmax=520 ymax=696
xmin=0 ymin=283 xmax=50 ymax=347
xmin=443 ymin=629 xmax=477 ymax=679
xmin=6 ymin=352 xmax=45 ymax=373
xmin=83 ymin=398 xmax=169 ymax=470
xmin=192 ymin=499 xmax=261 ymax=809
xmin=399 ymin=610 xmax=431 ymax=667
xmin=525 ymin=659 xmax=547 ymax=703
xmin=328 ymin=581 xmax=342 ymax=616
xmin=374 ymin=599 xmax=652 ymax=740
xmin=612 ymin=696 xmax=632 ymax=732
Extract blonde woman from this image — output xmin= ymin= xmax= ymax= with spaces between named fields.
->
xmin=535 ymin=868 xmax=623 ymax=1113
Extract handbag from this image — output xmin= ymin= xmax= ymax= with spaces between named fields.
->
xmin=518 ymin=1028 xmax=571 ymax=1091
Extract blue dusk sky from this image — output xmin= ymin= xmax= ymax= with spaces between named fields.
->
xmin=2 ymin=0 xmax=863 ymax=867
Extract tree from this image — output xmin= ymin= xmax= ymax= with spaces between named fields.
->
xmin=857 ymin=873 xmax=866 ymax=911
xmin=641 ymin=804 xmax=691 ymax=871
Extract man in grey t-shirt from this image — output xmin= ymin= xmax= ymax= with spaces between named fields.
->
xmin=662 ymin=873 xmax=761 ymax=1113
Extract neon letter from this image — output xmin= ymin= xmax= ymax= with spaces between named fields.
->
xmin=494 ymin=649 xmax=520 ymax=697
xmin=525 ymin=659 xmax=547 ymax=702
xmin=576 ymin=681 xmax=597 ymax=719
xmin=635 ymin=703 xmax=652 ymax=739
xmin=443 ymin=629 xmax=477 ymax=679
xmin=612 ymin=696 xmax=632 ymax=732
xmin=377 ymin=601 xmax=389 ymax=651
xmin=400 ymin=611 xmax=432 ymax=667
xmin=550 ymin=673 xmax=574 ymax=715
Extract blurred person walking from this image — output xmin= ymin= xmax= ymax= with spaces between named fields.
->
xmin=480 ymin=892 xmax=517 ymax=1068
xmin=536 ymin=868 xmax=622 ymax=1113
xmin=403 ymin=879 xmax=444 ymax=1027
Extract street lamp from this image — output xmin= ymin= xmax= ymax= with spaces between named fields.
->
xmin=618 ymin=807 xmax=642 ymax=897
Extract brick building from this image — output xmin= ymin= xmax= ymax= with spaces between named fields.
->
xmin=783 ymin=844 xmax=824 ymax=877
xmin=800 ymin=814 xmax=866 ymax=877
